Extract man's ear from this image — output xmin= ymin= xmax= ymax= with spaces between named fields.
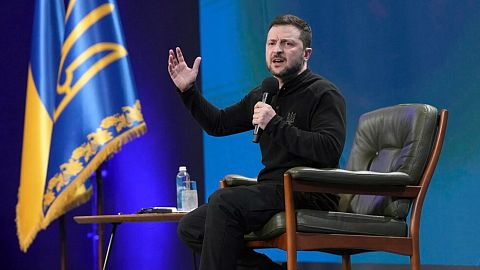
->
xmin=304 ymin=48 xmax=312 ymax=61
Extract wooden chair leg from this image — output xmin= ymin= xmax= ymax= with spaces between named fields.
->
xmin=284 ymin=173 xmax=297 ymax=270
xmin=411 ymin=237 xmax=421 ymax=270
xmin=342 ymin=255 xmax=351 ymax=270
xmin=410 ymin=252 xmax=420 ymax=270
xmin=287 ymin=249 xmax=296 ymax=270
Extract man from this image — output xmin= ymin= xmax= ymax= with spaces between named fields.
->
xmin=168 ymin=15 xmax=346 ymax=270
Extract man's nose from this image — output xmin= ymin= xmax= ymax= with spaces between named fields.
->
xmin=273 ymin=42 xmax=283 ymax=52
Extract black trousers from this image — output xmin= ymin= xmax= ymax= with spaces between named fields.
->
xmin=177 ymin=182 xmax=338 ymax=270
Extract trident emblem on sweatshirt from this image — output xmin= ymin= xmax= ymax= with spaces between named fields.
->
xmin=286 ymin=112 xmax=296 ymax=125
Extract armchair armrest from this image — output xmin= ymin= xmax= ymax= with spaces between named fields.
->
xmin=220 ymin=174 xmax=257 ymax=188
xmin=287 ymin=167 xmax=414 ymax=186
xmin=285 ymin=167 xmax=420 ymax=198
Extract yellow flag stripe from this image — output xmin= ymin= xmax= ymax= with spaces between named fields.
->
xmin=16 ymin=66 xmax=53 ymax=252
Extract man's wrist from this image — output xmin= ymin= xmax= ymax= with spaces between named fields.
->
xmin=264 ymin=115 xmax=282 ymax=134
xmin=176 ymin=83 xmax=196 ymax=94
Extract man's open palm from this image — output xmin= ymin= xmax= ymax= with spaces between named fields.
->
xmin=168 ymin=47 xmax=201 ymax=92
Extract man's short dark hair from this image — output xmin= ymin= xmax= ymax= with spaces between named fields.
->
xmin=269 ymin=14 xmax=312 ymax=48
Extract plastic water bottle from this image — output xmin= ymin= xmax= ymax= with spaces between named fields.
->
xmin=176 ymin=166 xmax=189 ymax=211
xmin=176 ymin=166 xmax=198 ymax=212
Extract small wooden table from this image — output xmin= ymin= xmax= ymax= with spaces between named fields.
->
xmin=74 ymin=213 xmax=187 ymax=270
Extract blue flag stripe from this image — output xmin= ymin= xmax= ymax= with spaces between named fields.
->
xmin=29 ymin=0 xmax=64 ymax=117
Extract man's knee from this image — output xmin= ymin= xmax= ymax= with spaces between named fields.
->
xmin=177 ymin=215 xmax=191 ymax=243
xmin=177 ymin=206 xmax=206 ymax=247
xmin=207 ymin=188 xmax=248 ymax=222
xmin=208 ymin=188 xmax=227 ymax=206
xmin=208 ymin=187 xmax=242 ymax=207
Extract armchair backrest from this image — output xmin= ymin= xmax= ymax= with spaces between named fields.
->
xmin=341 ymin=104 xmax=439 ymax=219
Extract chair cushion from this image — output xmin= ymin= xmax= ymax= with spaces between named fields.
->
xmin=345 ymin=104 xmax=438 ymax=219
xmin=245 ymin=209 xmax=407 ymax=241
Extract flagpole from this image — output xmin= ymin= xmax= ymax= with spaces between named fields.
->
xmin=60 ymin=215 xmax=67 ymax=270
xmin=96 ymin=166 xmax=104 ymax=270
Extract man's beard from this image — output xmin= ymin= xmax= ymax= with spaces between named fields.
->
xmin=268 ymin=56 xmax=304 ymax=80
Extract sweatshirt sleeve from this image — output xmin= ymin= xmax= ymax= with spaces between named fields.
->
xmin=263 ymin=90 xmax=346 ymax=167
xmin=178 ymin=84 xmax=254 ymax=136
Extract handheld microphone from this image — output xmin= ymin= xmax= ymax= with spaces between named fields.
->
xmin=253 ymin=77 xmax=279 ymax=143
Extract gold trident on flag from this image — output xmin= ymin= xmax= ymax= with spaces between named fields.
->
xmin=55 ymin=0 xmax=127 ymax=122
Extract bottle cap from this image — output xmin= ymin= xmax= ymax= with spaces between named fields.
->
xmin=179 ymin=166 xmax=187 ymax=171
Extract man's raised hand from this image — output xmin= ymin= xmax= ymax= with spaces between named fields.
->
xmin=168 ymin=47 xmax=201 ymax=92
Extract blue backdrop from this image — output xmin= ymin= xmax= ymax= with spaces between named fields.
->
xmin=2 ymin=0 xmax=480 ymax=269
xmin=200 ymin=0 xmax=480 ymax=266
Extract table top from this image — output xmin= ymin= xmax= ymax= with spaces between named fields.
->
xmin=74 ymin=212 xmax=187 ymax=224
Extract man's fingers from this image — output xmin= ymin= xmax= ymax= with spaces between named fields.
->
xmin=176 ymin=47 xmax=185 ymax=63
xmin=169 ymin=49 xmax=178 ymax=65
xmin=252 ymin=101 xmax=275 ymax=128
xmin=254 ymin=102 xmax=267 ymax=108
xmin=168 ymin=53 xmax=175 ymax=67
xmin=168 ymin=51 xmax=178 ymax=76
xmin=168 ymin=62 xmax=175 ymax=76
xmin=192 ymin=57 xmax=202 ymax=72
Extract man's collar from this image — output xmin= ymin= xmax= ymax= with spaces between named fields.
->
xmin=280 ymin=69 xmax=311 ymax=92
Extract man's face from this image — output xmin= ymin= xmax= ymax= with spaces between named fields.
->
xmin=265 ymin=25 xmax=311 ymax=80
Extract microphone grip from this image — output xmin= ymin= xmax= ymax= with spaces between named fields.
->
xmin=252 ymin=92 xmax=269 ymax=143
xmin=252 ymin=129 xmax=261 ymax=143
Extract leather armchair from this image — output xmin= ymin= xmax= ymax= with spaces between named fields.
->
xmin=220 ymin=104 xmax=448 ymax=270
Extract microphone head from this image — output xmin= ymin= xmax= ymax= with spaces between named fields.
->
xmin=261 ymin=77 xmax=279 ymax=95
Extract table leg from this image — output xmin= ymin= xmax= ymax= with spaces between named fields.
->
xmin=103 ymin=222 xmax=120 ymax=270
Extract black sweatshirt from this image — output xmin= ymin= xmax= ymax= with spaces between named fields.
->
xmin=179 ymin=69 xmax=346 ymax=184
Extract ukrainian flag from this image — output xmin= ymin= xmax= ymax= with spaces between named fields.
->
xmin=16 ymin=0 xmax=146 ymax=252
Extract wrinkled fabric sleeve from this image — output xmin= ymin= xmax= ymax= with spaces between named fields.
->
xmin=263 ymin=90 xmax=346 ymax=166
xmin=178 ymin=85 xmax=254 ymax=136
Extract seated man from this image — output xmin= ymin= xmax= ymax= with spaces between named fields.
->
xmin=167 ymin=14 xmax=346 ymax=270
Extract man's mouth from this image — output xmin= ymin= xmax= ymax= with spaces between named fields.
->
xmin=272 ymin=58 xmax=285 ymax=64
